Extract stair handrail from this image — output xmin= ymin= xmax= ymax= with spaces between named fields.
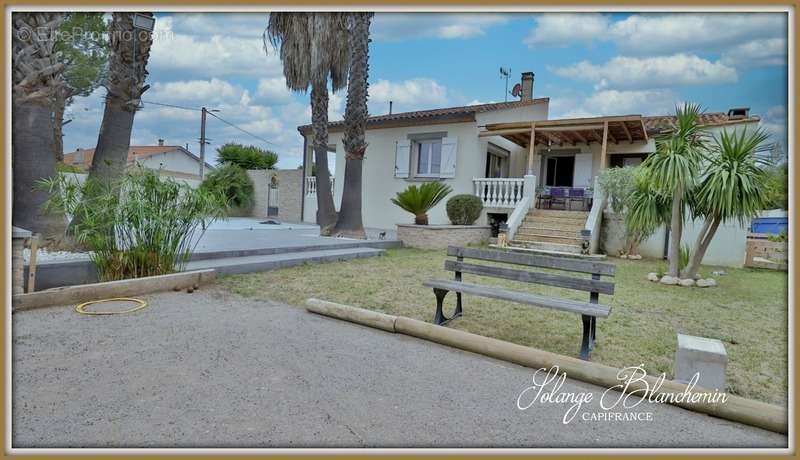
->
xmin=584 ymin=176 xmax=607 ymax=254
xmin=506 ymin=175 xmax=537 ymax=241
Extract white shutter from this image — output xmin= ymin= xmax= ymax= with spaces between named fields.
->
xmin=439 ymin=136 xmax=458 ymax=178
xmin=394 ymin=141 xmax=411 ymax=178
xmin=573 ymin=153 xmax=593 ymax=188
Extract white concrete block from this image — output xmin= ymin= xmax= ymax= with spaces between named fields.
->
xmin=674 ymin=333 xmax=727 ymax=391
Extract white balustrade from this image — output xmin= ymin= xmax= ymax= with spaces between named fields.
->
xmin=305 ymin=176 xmax=334 ymax=196
xmin=472 ymin=178 xmax=525 ymax=208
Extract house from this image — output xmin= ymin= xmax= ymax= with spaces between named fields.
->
xmin=297 ymin=72 xmax=761 ymax=265
xmin=63 ymin=140 xmax=214 ymax=187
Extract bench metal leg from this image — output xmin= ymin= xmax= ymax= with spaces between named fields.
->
xmin=579 ymin=315 xmax=596 ymax=360
xmin=432 ymin=288 xmax=462 ymax=325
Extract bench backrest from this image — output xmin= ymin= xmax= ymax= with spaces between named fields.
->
xmin=445 ymin=246 xmax=615 ymax=298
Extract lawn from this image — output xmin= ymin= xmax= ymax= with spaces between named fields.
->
xmin=219 ymin=248 xmax=788 ymax=405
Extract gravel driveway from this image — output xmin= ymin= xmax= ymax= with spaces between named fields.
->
xmin=12 ymin=287 xmax=788 ymax=448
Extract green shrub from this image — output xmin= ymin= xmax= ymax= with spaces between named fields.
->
xmin=390 ymin=182 xmax=452 ymax=225
xmin=40 ymin=170 xmax=223 ymax=281
xmin=768 ymin=229 xmax=788 ymax=243
xmin=597 ymin=166 xmax=638 ymax=213
xmin=446 ymin=194 xmax=483 ymax=225
xmin=200 ymin=163 xmax=254 ymax=212
xmin=216 ymin=143 xmax=278 ymax=170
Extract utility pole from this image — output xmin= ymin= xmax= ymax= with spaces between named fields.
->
xmin=199 ymin=107 xmax=207 ymax=180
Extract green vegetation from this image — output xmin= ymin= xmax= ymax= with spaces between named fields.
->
xmin=391 ymin=182 xmax=452 ymax=225
xmin=764 ymin=163 xmax=788 ymax=210
xmin=216 ymin=143 xmax=279 ymax=170
xmin=446 ymin=194 xmax=483 ymax=225
xmin=41 ymin=169 xmax=223 ymax=281
xmin=200 ymin=163 xmax=255 ymax=212
xmin=219 ymin=248 xmax=788 ymax=405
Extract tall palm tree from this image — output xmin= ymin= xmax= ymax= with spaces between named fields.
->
xmin=12 ymin=13 xmax=67 ymax=238
xmin=642 ymin=103 xmax=706 ymax=277
xmin=266 ymin=13 xmax=349 ymax=235
xmin=88 ymin=12 xmax=154 ymax=186
xmin=682 ymin=127 xmax=771 ymax=279
xmin=332 ymin=12 xmax=373 ymax=239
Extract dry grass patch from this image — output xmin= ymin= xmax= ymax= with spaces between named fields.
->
xmin=219 ymin=248 xmax=787 ymax=405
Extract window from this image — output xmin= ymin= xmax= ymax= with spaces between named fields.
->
xmin=415 ymin=139 xmax=442 ymax=177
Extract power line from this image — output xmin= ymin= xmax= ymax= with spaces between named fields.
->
xmin=206 ymin=111 xmax=278 ymax=146
xmin=141 ymin=100 xmax=204 ymax=111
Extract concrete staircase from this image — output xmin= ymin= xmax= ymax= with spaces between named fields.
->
xmin=511 ymin=209 xmax=589 ymax=254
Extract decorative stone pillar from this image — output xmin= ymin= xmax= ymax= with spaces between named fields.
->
xmin=12 ymin=226 xmax=31 ymax=295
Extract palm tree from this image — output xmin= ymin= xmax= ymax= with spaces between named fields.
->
xmin=642 ymin=103 xmax=706 ymax=277
xmin=266 ymin=13 xmax=349 ymax=235
xmin=682 ymin=127 xmax=771 ymax=279
xmin=391 ymin=182 xmax=452 ymax=225
xmin=332 ymin=12 xmax=373 ymax=239
xmin=88 ymin=12 xmax=154 ymax=187
xmin=624 ymin=169 xmax=671 ymax=256
xmin=12 ymin=13 xmax=67 ymax=238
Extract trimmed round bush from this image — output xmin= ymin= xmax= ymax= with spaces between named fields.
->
xmin=446 ymin=194 xmax=483 ymax=225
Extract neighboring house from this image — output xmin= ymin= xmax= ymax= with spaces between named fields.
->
xmin=297 ymin=72 xmax=761 ymax=266
xmin=63 ymin=140 xmax=214 ymax=187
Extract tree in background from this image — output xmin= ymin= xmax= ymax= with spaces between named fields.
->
xmin=12 ymin=13 xmax=68 ymax=238
xmin=88 ymin=13 xmax=154 ymax=188
xmin=53 ymin=13 xmax=108 ymax=161
xmin=216 ymin=143 xmax=278 ymax=170
xmin=642 ymin=103 xmax=707 ymax=278
xmin=332 ymin=12 xmax=373 ymax=238
xmin=682 ymin=128 xmax=772 ymax=279
xmin=266 ymin=13 xmax=349 ymax=235
xmin=199 ymin=163 xmax=255 ymax=214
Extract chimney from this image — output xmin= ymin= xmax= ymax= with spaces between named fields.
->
xmin=727 ymin=107 xmax=750 ymax=120
xmin=158 ymin=138 xmax=164 ymax=146
xmin=521 ymin=72 xmax=534 ymax=101
xmin=389 ymin=101 xmax=393 ymax=115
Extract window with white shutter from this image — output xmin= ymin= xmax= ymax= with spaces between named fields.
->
xmin=439 ymin=136 xmax=458 ymax=178
xmin=394 ymin=141 xmax=411 ymax=178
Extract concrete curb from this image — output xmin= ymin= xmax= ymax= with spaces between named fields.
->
xmin=12 ymin=269 xmax=216 ymax=312
xmin=305 ymin=300 xmax=787 ymax=435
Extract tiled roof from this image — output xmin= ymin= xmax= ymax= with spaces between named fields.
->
xmin=297 ymin=97 xmax=550 ymax=134
xmin=643 ymin=112 xmax=760 ymax=134
xmin=63 ymin=145 xmax=213 ymax=170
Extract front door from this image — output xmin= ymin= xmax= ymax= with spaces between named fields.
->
xmin=544 ymin=155 xmax=575 ymax=187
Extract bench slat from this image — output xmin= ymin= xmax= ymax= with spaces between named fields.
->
xmin=423 ymin=279 xmax=611 ymax=318
xmin=444 ymin=260 xmax=615 ymax=295
xmin=447 ymin=246 xmax=615 ymax=276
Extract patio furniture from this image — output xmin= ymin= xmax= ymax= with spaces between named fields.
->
xmin=567 ymin=187 xmax=587 ymax=211
xmin=423 ymin=246 xmax=616 ymax=360
xmin=549 ymin=187 xmax=568 ymax=210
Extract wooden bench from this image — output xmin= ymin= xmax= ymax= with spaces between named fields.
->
xmin=423 ymin=246 xmax=615 ymax=360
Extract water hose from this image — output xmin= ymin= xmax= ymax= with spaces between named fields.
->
xmin=75 ymin=297 xmax=148 ymax=315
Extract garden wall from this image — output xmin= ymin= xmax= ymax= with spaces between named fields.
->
xmin=247 ymin=169 xmax=303 ymax=222
xmin=397 ymin=224 xmax=491 ymax=249
xmin=601 ymin=211 xmax=749 ymax=268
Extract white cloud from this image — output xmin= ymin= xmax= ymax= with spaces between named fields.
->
xmin=552 ymin=54 xmax=738 ymax=89
xmin=372 ymin=13 xmax=509 ymax=41
xmin=759 ymin=104 xmax=788 ymax=154
xmin=256 ymin=77 xmax=293 ymax=103
xmin=523 ymin=13 xmax=787 ymax=68
xmin=550 ymin=89 xmax=680 ymax=119
xmin=147 ymin=78 xmax=245 ymax=106
xmin=524 ymin=13 xmax=609 ymax=47
xmin=150 ymin=16 xmax=282 ymax=78
xmin=721 ymin=38 xmax=788 ymax=67
xmin=369 ymin=78 xmax=449 ymax=113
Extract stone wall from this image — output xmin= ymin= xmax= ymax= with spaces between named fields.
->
xmin=12 ymin=238 xmax=25 ymax=295
xmin=246 ymin=169 xmax=303 ymax=222
xmin=397 ymin=224 xmax=491 ymax=250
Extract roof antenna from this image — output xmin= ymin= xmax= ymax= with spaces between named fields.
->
xmin=389 ymin=101 xmax=393 ymax=115
xmin=499 ymin=67 xmax=511 ymax=102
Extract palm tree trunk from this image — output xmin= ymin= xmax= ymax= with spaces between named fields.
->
xmin=310 ymin=82 xmax=338 ymax=234
xmin=683 ymin=216 xmax=720 ymax=279
xmin=667 ymin=186 xmax=683 ymax=277
xmin=90 ymin=98 xmax=136 ymax=182
xmin=53 ymin=95 xmax=66 ymax=162
xmin=12 ymin=102 xmax=65 ymax=239
xmin=333 ymin=13 xmax=372 ymax=239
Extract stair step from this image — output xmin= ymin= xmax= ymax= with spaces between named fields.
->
xmin=520 ymin=221 xmax=585 ymax=231
xmin=186 ymin=247 xmax=385 ymax=275
xmin=531 ymin=209 xmax=590 ymax=218
xmin=513 ymin=233 xmax=584 ymax=245
xmin=516 ymin=228 xmax=581 ymax=238
xmin=524 ymin=215 xmax=588 ymax=225
xmin=510 ymin=240 xmax=583 ymax=254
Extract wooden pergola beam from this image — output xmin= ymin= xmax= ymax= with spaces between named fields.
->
xmin=620 ymin=121 xmax=633 ymax=143
xmin=571 ymin=130 xmax=589 ymax=145
xmin=478 ymin=127 xmax=532 ymax=138
xmin=540 ymin=130 xmax=564 ymax=147
xmin=527 ymin=122 xmax=536 ymax=174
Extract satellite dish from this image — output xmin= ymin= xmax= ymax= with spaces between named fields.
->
xmin=511 ymin=83 xmax=522 ymax=98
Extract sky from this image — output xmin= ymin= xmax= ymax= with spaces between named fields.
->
xmin=63 ymin=12 xmax=789 ymax=170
